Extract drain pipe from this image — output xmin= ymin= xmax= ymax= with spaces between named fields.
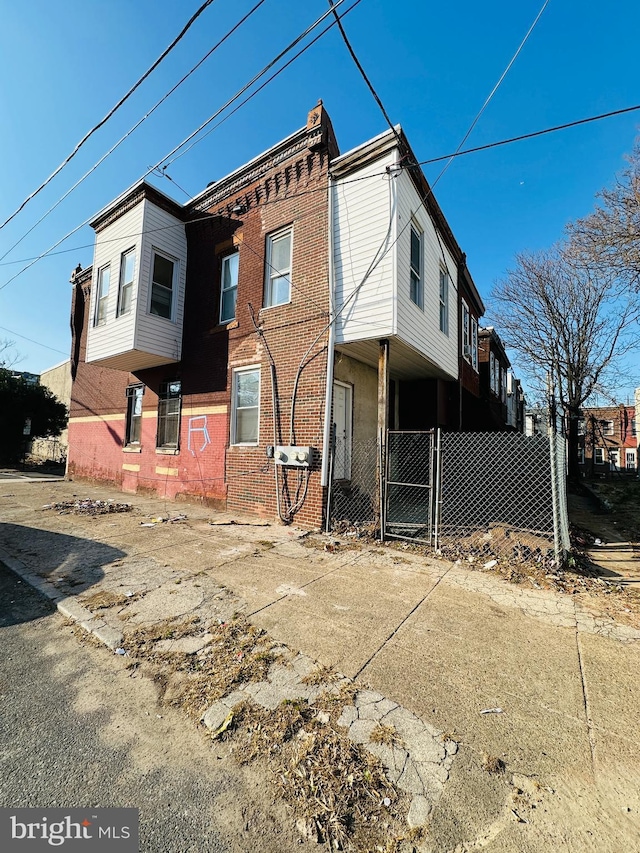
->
xmin=321 ymin=173 xmax=337 ymax=490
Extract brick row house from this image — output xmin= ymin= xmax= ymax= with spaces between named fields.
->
xmin=577 ymin=405 xmax=636 ymax=476
xmin=67 ymin=102 xmax=523 ymax=528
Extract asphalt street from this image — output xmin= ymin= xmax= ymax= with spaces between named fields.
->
xmin=0 ymin=563 xmax=302 ymax=853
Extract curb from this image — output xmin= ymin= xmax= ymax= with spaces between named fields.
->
xmin=0 ymin=546 xmax=123 ymax=650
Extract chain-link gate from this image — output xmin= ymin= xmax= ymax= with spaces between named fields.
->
xmin=383 ymin=430 xmax=436 ymax=544
xmin=381 ymin=430 xmax=570 ymax=565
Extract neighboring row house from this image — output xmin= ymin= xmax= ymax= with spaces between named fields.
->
xmin=578 ymin=405 xmax=636 ymax=476
xmin=67 ymin=102 xmax=522 ymax=528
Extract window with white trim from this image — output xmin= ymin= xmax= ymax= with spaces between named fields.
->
xmin=471 ymin=317 xmax=478 ymax=371
xmin=603 ymin=420 xmax=614 ymax=436
xmin=489 ymin=352 xmax=496 ymax=394
xmin=232 ymin=367 xmax=260 ymax=445
xmin=150 ymin=251 xmax=176 ymax=320
xmin=156 ymin=380 xmax=181 ymax=449
xmin=220 ymin=252 xmax=239 ymax=323
xmin=125 ymin=384 xmax=144 ymax=446
xmin=594 ymin=447 xmax=605 ymax=464
xmin=577 ymin=418 xmax=585 ymax=435
xmin=118 ymin=248 xmax=136 ymax=316
xmin=410 ymin=224 xmax=423 ymax=309
xmin=578 ymin=446 xmax=585 ymax=465
xmin=94 ymin=264 xmax=110 ymax=326
xmin=439 ymin=267 xmax=449 ymax=334
xmin=264 ymin=227 xmax=292 ymax=307
xmin=461 ymin=300 xmax=470 ymax=358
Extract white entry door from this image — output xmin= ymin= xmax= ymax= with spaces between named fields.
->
xmin=333 ymin=381 xmax=352 ymax=480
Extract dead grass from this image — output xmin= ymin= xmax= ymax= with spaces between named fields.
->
xmin=81 ymin=589 xmax=130 ymax=610
xmin=481 ymin=751 xmax=506 ymax=774
xmin=123 ymin=615 xmax=275 ymax=720
xmin=302 ymin=664 xmax=342 ymax=686
xmin=230 ymin=700 xmax=412 ymax=850
xmin=370 ymin=722 xmax=405 ymax=749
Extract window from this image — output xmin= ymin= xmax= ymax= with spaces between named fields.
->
xmin=501 ymin=367 xmax=507 ymax=403
xmin=594 ymin=447 xmax=605 ymax=464
xmin=632 ymin=419 xmax=637 ymax=437
xmin=578 ymin=446 xmax=585 ymax=465
xmin=490 ymin=352 xmax=496 ymax=394
xmin=232 ymin=367 xmax=260 ymax=444
xmin=439 ymin=268 xmax=449 ymax=334
xmin=125 ymin=384 xmax=144 ymax=446
xmin=157 ymin=380 xmax=181 ymax=449
xmin=264 ymin=227 xmax=292 ymax=307
xmin=409 ymin=225 xmax=423 ymax=309
xmin=94 ymin=265 xmax=110 ymax=326
xmin=471 ymin=317 xmax=478 ymax=371
xmin=150 ymin=251 xmax=176 ymax=319
xmin=220 ymin=252 xmax=239 ymax=323
xmin=603 ymin=420 xmax=614 ymax=436
xmin=577 ymin=418 xmax=585 ymax=435
xmin=626 ymin=449 xmax=636 ymax=470
xmin=461 ymin=300 xmax=470 ymax=357
xmin=118 ymin=248 xmax=136 ymax=316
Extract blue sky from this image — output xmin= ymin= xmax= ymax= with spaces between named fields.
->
xmin=1 ymin=0 xmax=639 ymax=398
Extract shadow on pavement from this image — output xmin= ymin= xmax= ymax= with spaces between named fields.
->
xmin=0 ymin=523 xmax=126 ymax=627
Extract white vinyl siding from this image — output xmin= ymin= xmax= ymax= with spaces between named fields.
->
xmin=332 ymin=151 xmax=396 ymax=343
xmin=86 ymin=197 xmax=187 ymax=370
xmin=394 ymin=169 xmax=458 ymax=378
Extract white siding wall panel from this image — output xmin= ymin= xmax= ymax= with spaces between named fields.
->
xmin=86 ymin=203 xmax=143 ymax=363
xmin=85 ymin=197 xmax=186 ymax=368
xmin=333 ymin=151 xmax=396 ymax=343
xmin=395 ymin=171 xmax=458 ymax=379
xmin=135 ymin=201 xmax=187 ymax=361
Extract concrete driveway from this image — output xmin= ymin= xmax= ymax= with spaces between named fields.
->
xmin=1 ymin=478 xmax=639 ymax=852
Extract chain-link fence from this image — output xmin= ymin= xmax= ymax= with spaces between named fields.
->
xmin=384 ymin=431 xmax=435 ymax=543
xmin=326 ymin=436 xmax=378 ymax=532
xmin=327 ymin=428 xmax=570 ymax=565
xmin=436 ymin=432 xmax=567 ymax=565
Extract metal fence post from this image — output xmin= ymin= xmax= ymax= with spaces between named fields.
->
xmin=434 ymin=428 xmax=442 ymax=551
xmin=324 ymin=424 xmax=336 ymax=534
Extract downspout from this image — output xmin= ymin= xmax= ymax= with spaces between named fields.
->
xmin=321 ymin=173 xmax=337 ymax=488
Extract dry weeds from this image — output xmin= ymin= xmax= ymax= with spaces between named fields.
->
xmin=370 ymin=722 xmax=405 ymax=749
xmin=231 ymin=700 xmax=412 ymax=850
xmin=81 ymin=590 xmax=130 ymax=610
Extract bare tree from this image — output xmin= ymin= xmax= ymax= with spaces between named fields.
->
xmin=0 ymin=338 xmax=20 ymax=369
xmin=490 ymin=242 xmax=640 ymax=479
xmin=569 ymin=143 xmax=640 ymax=289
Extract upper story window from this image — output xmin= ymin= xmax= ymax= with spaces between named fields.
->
xmin=125 ymin=384 xmax=144 ymax=446
xmin=577 ymin=418 xmax=586 ymax=435
xmin=220 ymin=252 xmax=239 ymax=323
xmin=118 ymin=248 xmax=136 ymax=316
xmin=603 ymin=419 xmax=614 ymax=436
xmin=264 ymin=227 xmax=292 ymax=308
xmin=157 ymin=380 xmax=181 ymax=450
xmin=461 ymin=300 xmax=470 ymax=358
xmin=94 ymin=265 xmax=110 ymax=326
xmin=150 ymin=250 xmax=176 ymax=320
xmin=439 ymin=267 xmax=449 ymax=335
xmin=471 ymin=316 xmax=478 ymax=371
xmin=232 ymin=367 xmax=260 ymax=445
xmin=409 ymin=224 xmax=423 ymax=309
xmin=632 ymin=419 xmax=637 ymax=437
xmin=489 ymin=352 xmax=496 ymax=393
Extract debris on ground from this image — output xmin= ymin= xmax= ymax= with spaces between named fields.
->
xmin=42 ymin=498 xmax=133 ymax=516
xmin=140 ymin=514 xmax=187 ymax=526
xmin=208 ymin=520 xmax=270 ymax=527
xmin=480 ymin=707 xmax=503 ymax=715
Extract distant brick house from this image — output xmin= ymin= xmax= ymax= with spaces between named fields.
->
xmin=67 ymin=102 xmax=521 ymax=528
xmin=578 ymin=405 xmax=636 ymax=476
xmin=472 ymin=327 xmax=523 ymax=431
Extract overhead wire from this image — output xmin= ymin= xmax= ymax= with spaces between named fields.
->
xmin=0 ymin=0 xmax=218 ymax=232
xmin=0 ymin=0 xmax=268 ymax=264
xmin=0 ymin=0 xmax=358 ymax=294
xmin=1 ymin=96 xmax=637 ymax=277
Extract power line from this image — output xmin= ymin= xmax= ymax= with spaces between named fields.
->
xmin=431 ymin=0 xmax=549 ymax=185
xmin=0 ymin=0 xmax=268 ymax=264
xmin=327 ymin=0 xmax=404 ymax=152
xmin=1 ymin=97 xmax=638 ymax=271
xmin=416 ymin=103 xmax=640 ymax=168
xmin=0 ymin=325 xmax=69 ymax=356
xmin=0 ymin=0 xmax=218 ymax=232
xmin=0 ymin=0 xmax=356 ymax=294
